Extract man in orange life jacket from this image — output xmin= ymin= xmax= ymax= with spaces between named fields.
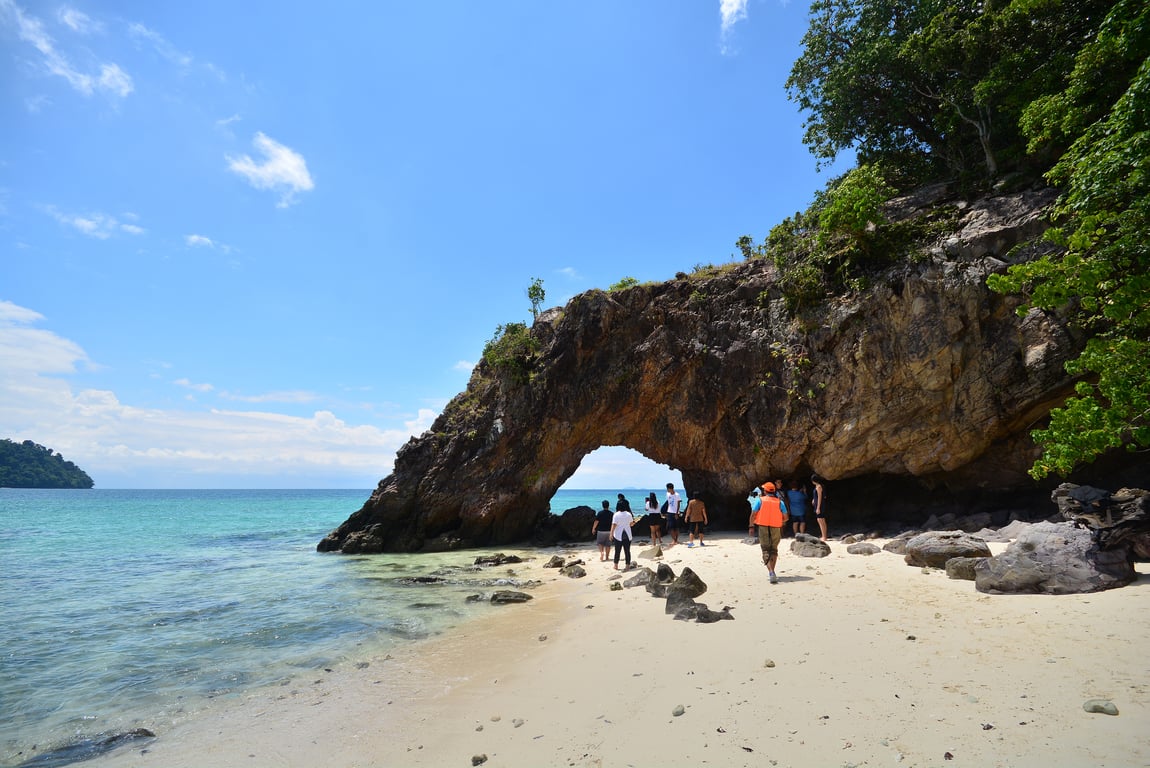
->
xmin=749 ymin=481 xmax=789 ymax=584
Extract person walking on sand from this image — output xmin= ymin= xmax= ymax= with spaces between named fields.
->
xmin=750 ymin=481 xmax=789 ymax=583
xmin=610 ymin=501 xmax=636 ymax=570
xmin=684 ymin=494 xmax=708 ymax=547
xmin=811 ymin=474 xmax=828 ymax=541
xmin=786 ymin=478 xmax=809 ymax=537
xmin=664 ymin=483 xmax=683 ymax=546
xmin=592 ymin=500 xmax=614 ymax=562
xmin=645 ymin=492 xmax=662 ymax=547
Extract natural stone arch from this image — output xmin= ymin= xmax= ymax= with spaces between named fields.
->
xmin=319 ymin=189 xmax=1092 ymax=554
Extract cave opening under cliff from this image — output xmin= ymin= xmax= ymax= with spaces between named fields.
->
xmin=553 ymin=446 xmax=683 ymax=501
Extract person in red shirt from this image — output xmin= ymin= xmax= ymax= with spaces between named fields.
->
xmin=749 ymin=481 xmax=789 ymax=583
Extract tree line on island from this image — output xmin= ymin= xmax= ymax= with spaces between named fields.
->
xmin=0 ymin=439 xmax=94 ymax=489
xmin=486 ymin=0 xmax=1148 ymax=484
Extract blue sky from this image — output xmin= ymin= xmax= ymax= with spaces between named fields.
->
xmin=1 ymin=0 xmax=849 ymax=489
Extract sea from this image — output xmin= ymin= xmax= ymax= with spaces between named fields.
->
xmin=0 ymin=487 xmax=642 ymax=766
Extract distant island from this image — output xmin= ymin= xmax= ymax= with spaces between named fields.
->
xmin=0 ymin=439 xmax=94 ymax=489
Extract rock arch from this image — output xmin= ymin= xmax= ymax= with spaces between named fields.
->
xmin=319 ymin=189 xmax=1086 ymax=553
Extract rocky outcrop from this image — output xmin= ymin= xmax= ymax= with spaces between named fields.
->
xmin=319 ymin=186 xmax=1143 ymax=553
xmin=974 ymin=521 xmax=1136 ymax=594
xmin=904 ymin=531 xmax=992 ymax=568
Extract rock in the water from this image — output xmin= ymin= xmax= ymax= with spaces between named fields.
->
xmin=945 ymin=556 xmax=985 ymax=581
xmin=475 ymin=553 xmax=523 ymax=566
xmin=490 ymin=590 xmax=533 ymax=604
xmin=847 ymin=542 xmax=881 ymax=555
xmin=791 ymin=533 xmax=831 ymax=558
xmin=17 ymin=729 xmax=156 ymax=768
xmin=904 ymin=531 xmax=991 ymax=568
xmin=974 ymin=521 xmax=1135 ymax=594
xmin=543 ymin=555 xmax=565 ymax=568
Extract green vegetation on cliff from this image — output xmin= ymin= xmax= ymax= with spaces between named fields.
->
xmin=0 ymin=439 xmax=94 ymax=489
xmin=759 ymin=0 xmax=1149 ymax=478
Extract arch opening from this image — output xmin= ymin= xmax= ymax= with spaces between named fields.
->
xmin=549 ymin=446 xmax=683 ymax=515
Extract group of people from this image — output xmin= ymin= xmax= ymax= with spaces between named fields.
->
xmin=749 ymin=475 xmax=826 ymax=584
xmin=589 ymin=475 xmax=828 ymax=582
xmin=591 ymin=482 xmax=708 ymax=570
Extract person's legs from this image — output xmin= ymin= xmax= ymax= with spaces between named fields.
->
xmin=759 ymin=526 xmax=782 ymax=582
xmin=622 ymin=537 xmax=632 ymax=567
xmin=698 ymin=522 xmax=705 ymax=546
xmin=817 ymin=515 xmax=828 ymax=541
xmin=613 ymin=539 xmax=622 ymax=568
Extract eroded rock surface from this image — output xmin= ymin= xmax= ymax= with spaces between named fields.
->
xmin=319 ymin=187 xmax=1139 ymax=553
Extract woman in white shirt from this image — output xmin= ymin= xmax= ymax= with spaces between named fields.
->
xmin=609 ymin=504 xmax=635 ymax=570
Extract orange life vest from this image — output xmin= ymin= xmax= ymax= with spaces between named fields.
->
xmin=754 ymin=495 xmax=787 ymax=528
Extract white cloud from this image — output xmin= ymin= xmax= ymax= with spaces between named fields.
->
xmin=128 ymin=22 xmax=192 ymax=68
xmin=216 ymin=113 xmax=241 ymax=127
xmin=186 ymin=234 xmax=214 ymax=247
xmin=57 ymin=6 xmax=100 ymax=34
xmin=226 ymin=132 xmax=314 ymax=208
xmin=174 ymin=378 xmax=214 ymax=393
xmin=719 ymin=0 xmax=748 ymax=32
xmin=2 ymin=0 xmax=133 ymax=97
xmin=718 ymin=0 xmax=749 ymax=55
xmin=558 ymin=267 xmax=580 ymax=280
xmin=0 ymin=301 xmax=421 ymax=488
xmin=453 ymin=360 xmax=475 ymax=373
xmin=45 ymin=206 xmax=145 ymax=238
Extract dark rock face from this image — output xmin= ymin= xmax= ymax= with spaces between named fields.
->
xmin=1053 ymin=484 xmax=1150 ymax=559
xmin=905 ymin=531 xmax=992 ymax=568
xmin=974 ymin=521 xmax=1136 ymax=594
xmin=318 ymin=187 xmax=1147 ymax=553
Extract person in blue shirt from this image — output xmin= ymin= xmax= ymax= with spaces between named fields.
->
xmin=785 ymin=479 xmax=810 ymax=536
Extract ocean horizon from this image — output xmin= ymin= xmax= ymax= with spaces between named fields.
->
xmin=0 ymin=487 xmax=639 ymax=764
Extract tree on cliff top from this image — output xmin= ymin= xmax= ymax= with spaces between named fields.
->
xmin=780 ymin=0 xmax=1149 ymax=477
xmin=988 ymin=0 xmax=1150 ymax=477
xmin=0 ymin=439 xmax=94 ymax=489
xmin=786 ymin=0 xmax=1113 ymax=184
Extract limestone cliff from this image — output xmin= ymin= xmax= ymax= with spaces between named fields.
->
xmin=319 ymin=186 xmax=1143 ymax=553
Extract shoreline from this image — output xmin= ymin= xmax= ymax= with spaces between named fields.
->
xmin=89 ymin=532 xmax=1149 ymax=767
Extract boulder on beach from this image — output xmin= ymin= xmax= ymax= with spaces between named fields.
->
xmin=974 ymin=521 xmax=1136 ymax=594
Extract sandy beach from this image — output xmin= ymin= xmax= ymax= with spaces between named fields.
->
xmin=91 ymin=531 xmax=1149 ymax=768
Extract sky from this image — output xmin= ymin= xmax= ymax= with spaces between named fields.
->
xmin=0 ymin=0 xmax=851 ymax=490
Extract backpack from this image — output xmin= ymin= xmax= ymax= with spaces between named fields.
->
xmin=660 ymin=500 xmax=668 ymax=515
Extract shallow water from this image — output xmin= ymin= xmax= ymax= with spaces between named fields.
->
xmin=0 ymin=488 xmax=590 ymax=765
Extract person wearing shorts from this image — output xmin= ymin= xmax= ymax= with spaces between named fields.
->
xmin=750 ymin=481 xmax=789 ymax=583
xmin=591 ymin=500 xmax=613 ymax=561
xmin=684 ymin=495 xmax=708 ymax=547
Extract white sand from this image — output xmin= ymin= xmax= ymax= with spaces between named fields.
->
xmin=92 ymin=532 xmax=1150 ymax=768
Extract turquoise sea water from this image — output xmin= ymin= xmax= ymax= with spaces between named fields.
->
xmin=0 ymin=488 xmax=637 ymax=764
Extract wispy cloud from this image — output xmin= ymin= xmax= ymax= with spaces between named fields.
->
xmin=44 ymin=206 xmax=146 ymax=238
xmin=186 ymin=234 xmax=214 ymax=247
xmin=174 ymin=378 xmax=214 ymax=393
xmin=57 ymin=6 xmax=101 ymax=34
xmin=128 ymin=22 xmax=192 ymax=67
xmin=719 ymin=0 xmax=749 ymax=54
xmin=1 ymin=0 xmax=133 ymax=97
xmin=454 ymin=360 xmax=475 ymax=373
xmin=558 ymin=267 xmax=581 ymax=280
xmin=226 ymin=132 xmax=314 ymax=208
